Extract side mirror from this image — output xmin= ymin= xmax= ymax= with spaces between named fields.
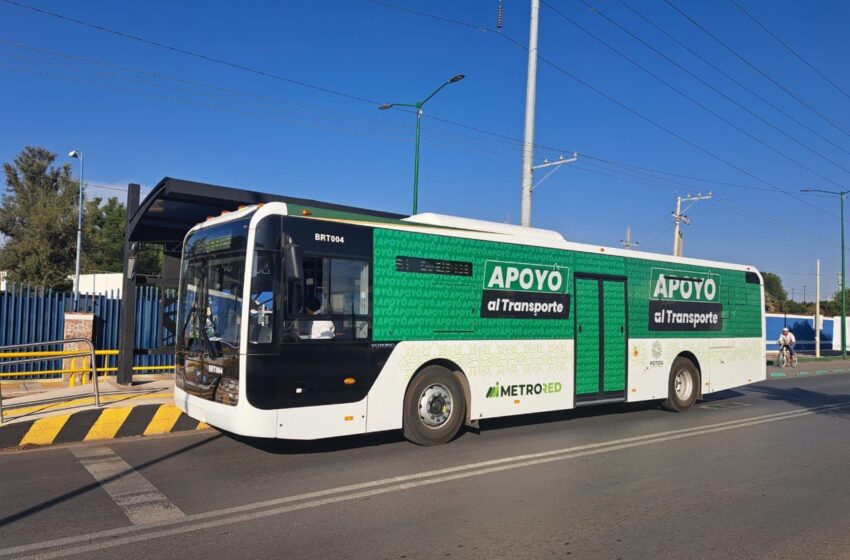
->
xmin=283 ymin=243 xmax=303 ymax=281
xmin=126 ymin=241 xmax=140 ymax=280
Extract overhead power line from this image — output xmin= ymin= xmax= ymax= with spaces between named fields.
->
xmin=561 ymin=0 xmax=850 ymax=177
xmin=0 ymin=0 xmax=575 ymax=160
xmin=367 ymin=0 xmax=839 ymax=219
xmin=615 ymin=0 xmax=850 ymax=158
xmin=0 ymin=61 xmax=536 ymax=161
xmin=662 ymin=0 xmax=850 ymax=139
xmin=727 ymin=0 xmax=850 ymax=101
xmin=543 ymin=1 xmax=850 ymax=188
xmin=0 ymin=0 xmax=380 ymax=106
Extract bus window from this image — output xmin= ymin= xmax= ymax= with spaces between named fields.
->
xmin=330 ymin=259 xmax=370 ymax=339
xmin=248 ymin=251 xmax=276 ymax=345
xmin=285 ymin=256 xmax=370 ymax=340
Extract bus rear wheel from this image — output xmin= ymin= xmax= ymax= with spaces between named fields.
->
xmin=403 ymin=365 xmax=466 ymax=446
xmin=662 ymin=357 xmax=699 ymax=412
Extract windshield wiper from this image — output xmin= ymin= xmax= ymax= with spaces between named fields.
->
xmin=182 ymin=261 xmax=220 ymax=358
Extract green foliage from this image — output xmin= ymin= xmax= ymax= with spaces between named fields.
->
xmin=0 ymin=146 xmax=140 ymax=290
xmin=82 ymin=196 xmax=125 ymax=274
xmin=0 ymin=146 xmax=79 ymax=289
xmin=136 ymin=243 xmax=164 ymax=276
xmin=762 ymin=272 xmax=787 ymax=302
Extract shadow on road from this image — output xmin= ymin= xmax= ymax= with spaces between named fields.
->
xmin=225 ymin=430 xmax=406 ymax=455
xmin=747 ymin=384 xmax=850 ymax=419
xmin=228 ymin=399 xmax=677 ymax=455
xmin=0 ymin=434 xmax=222 ymax=529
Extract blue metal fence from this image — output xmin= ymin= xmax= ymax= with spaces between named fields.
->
xmin=765 ymin=313 xmax=835 ymax=352
xmin=0 ymin=283 xmax=174 ymax=376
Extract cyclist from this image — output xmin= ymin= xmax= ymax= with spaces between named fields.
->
xmin=777 ymin=327 xmax=796 ymax=361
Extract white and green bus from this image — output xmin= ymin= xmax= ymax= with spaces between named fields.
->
xmin=174 ymin=202 xmax=765 ymax=445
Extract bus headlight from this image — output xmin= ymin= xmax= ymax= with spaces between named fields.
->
xmin=214 ymin=377 xmax=239 ymax=406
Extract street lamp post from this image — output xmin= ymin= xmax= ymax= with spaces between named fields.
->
xmin=68 ymin=150 xmax=84 ymax=312
xmin=802 ymin=188 xmax=848 ymax=359
xmin=379 ymin=74 xmax=465 ymax=215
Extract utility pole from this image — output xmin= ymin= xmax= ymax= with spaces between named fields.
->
xmin=803 ymin=285 xmax=807 ymax=302
xmin=815 ymin=259 xmax=821 ymax=358
xmin=801 ymin=188 xmax=847 ymax=359
xmin=620 ymin=225 xmax=639 ymax=250
xmin=520 ymin=0 xmax=540 ymax=227
xmin=672 ymin=192 xmax=712 ymax=256
xmin=513 ymin=1 xmax=576 ymax=226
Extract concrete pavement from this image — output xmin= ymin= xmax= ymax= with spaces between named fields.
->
xmin=1 ymin=373 xmax=849 ymax=559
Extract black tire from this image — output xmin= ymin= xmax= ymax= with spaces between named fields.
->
xmin=403 ymin=365 xmax=467 ymax=446
xmin=661 ymin=357 xmax=699 ymax=412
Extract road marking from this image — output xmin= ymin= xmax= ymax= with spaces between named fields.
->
xmin=698 ymin=401 xmax=753 ymax=411
xmin=4 ymin=399 xmax=850 ymax=560
xmin=142 ymin=406 xmax=182 ymax=436
xmin=815 ymin=370 xmax=829 ymax=375
xmin=70 ymin=446 xmax=185 ymax=525
xmin=19 ymin=415 xmax=70 ymax=447
xmin=84 ymin=408 xmax=133 ymax=441
xmin=768 ymin=372 xmax=787 ymax=378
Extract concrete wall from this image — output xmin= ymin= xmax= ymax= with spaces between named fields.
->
xmin=72 ymin=273 xmax=123 ymax=297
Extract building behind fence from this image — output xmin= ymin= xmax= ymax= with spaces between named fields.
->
xmin=0 ymin=283 xmax=174 ymax=377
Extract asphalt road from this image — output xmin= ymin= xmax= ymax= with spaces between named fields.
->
xmin=1 ymin=374 xmax=849 ymax=560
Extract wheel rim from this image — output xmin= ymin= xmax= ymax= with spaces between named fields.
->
xmin=673 ymin=369 xmax=693 ymax=401
xmin=418 ymin=383 xmax=453 ymax=429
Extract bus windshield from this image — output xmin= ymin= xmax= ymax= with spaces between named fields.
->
xmin=178 ymin=219 xmax=249 ymax=356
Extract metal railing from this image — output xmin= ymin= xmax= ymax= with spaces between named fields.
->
xmin=0 ymin=349 xmax=175 ymax=379
xmin=0 ymin=339 xmax=99 ymax=424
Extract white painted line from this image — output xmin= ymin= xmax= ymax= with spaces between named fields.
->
xmin=4 ymin=400 xmax=849 ymax=560
xmin=70 ymin=446 xmax=185 ymax=526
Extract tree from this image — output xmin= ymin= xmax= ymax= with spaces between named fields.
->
xmin=0 ymin=146 xmax=79 ymax=289
xmin=82 ymin=196 xmax=126 ymax=274
xmin=762 ymin=272 xmax=787 ymax=302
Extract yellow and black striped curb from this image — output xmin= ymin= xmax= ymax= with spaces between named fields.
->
xmin=0 ymin=404 xmax=209 ymax=450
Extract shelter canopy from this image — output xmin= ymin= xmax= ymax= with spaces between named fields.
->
xmin=127 ymin=177 xmax=405 ymax=244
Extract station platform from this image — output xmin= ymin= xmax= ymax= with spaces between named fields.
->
xmin=0 ymin=375 xmax=208 ymax=450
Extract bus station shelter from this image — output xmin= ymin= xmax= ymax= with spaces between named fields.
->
xmin=118 ymin=177 xmax=404 ymax=385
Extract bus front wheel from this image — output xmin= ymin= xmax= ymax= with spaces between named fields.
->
xmin=662 ymin=357 xmax=699 ymax=412
xmin=403 ymin=365 xmax=467 ymax=446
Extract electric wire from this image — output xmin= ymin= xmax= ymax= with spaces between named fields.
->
xmin=562 ymin=0 xmax=850 ymax=176
xmin=0 ymin=0 xmax=381 ymax=106
xmin=0 ymin=39 xmax=569 ymax=161
xmin=579 ymin=153 xmax=777 ymax=193
xmin=0 ymin=45 xmax=537 ymax=157
xmin=572 ymin=161 xmax=684 ymax=193
xmin=727 ymin=0 xmax=850 ymax=101
xmin=4 ymin=0 xmax=818 ymax=200
xmin=7 ymin=0 xmax=844 ymax=238
xmin=366 ymin=0 xmax=840 ymax=218
xmin=713 ymin=196 xmax=840 ymax=247
xmin=662 ymin=0 xmax=850 ymax=139
xmin=0 ymin=63 xmax=532 ymax=161
xmin=543 ymin=1 xmax=850 ymax=188
xmin=615 ymin=0 xmax=850 ymax=157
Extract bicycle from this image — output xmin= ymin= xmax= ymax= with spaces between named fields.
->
xmin=777 ymin=344 xmax=798 ymax=368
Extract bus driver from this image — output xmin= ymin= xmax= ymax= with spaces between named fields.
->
xmin=303 ymin=296 xmax=335 ymax=340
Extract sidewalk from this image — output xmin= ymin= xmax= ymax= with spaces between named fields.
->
xmin=765 ymin=357 xmax=850 ymax=379
xmin=0 ymin=375 xmax=208 ymax=450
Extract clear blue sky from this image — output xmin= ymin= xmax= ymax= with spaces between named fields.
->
xmin=1 ymin=0 xmax=849 ymax=302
